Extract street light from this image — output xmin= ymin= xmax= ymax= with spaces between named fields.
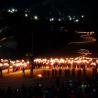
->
xmin=34 ymin=15 xmax=38 ymax=20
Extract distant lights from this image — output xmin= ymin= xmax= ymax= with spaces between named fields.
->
xmin=58 ymin=18 xmax=62 ymax=21
xmin=37 ymin=74 xmax=43 ymax=78
xmin=69 ymin=17 xmax=72 ymax=21
xmin=49 ymin=17 xmax=55 ymax=22
xmin=25 ymin=9 xmax=31 ymax=13
xmin=81 ymin=15 xmax=85 ymax=18
xmin=68 ymin=15 xmax=71 ymax=18
xmin=25 ymin=13 xmax=28 ymax=17
xmin=75 ymin=19 xmax=79 ymax=23
xmin=8 ymin=8 xmax=18 ymax=13
xmin=67 ymin=15 xmax=74 ymax=21
xmin=33 ymin=15 xmax=39 ymax=20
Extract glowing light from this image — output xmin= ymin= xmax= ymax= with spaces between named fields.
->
xmin=25 ymin=13 xmax=28 ymax=17
xmin=25 ymin=9 xmax=31 ymax=13
xmin=8 ymin=8 xmax=18 ymax=13
xmin=81 ymin=15 xmax=85 ymax=18
xmin=91 ymin=62 xmax=96 ymax=66
xmin=22 ymin=60 xmax=24 ymax=62
xmin=58 ymin=18 xmax=62 ymax=21
xmin=34 ymin=15 xmax=38 ymax=20
xmin=75 ymin=19 xmax=79 ymax=23
xmin=10 ymin=66 xmax=13 ymax=68
xmin=3 ymin=63 xmax=9 ymax=67
xmin=0 ymin=63 xmax=2 ymax=67
xmin=68 ymin=31 xmax=96 ymax=45
xmin=73 ymin=16 xmax=76 ymax=20
xmin=37 ymin=74 xmax=43 ymax=78
xmin=69 ymin=17 xmax=72 ymax=21
xmin=49 ymin=18 xmax=54 ymax=22
xmin=68 ymin=15 xmax=71 ymax=18
xmin=0 ymin=57 xmax=98 ymax=72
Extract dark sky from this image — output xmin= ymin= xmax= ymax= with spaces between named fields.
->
xmin=0 ymin=0 xmax=97 ymax=15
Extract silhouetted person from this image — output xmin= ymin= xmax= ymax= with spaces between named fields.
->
xmin=92 ymin=67 xmax=97 ymax=79
xmin=22 ymin=67 xmax=25 ymax=76
xmin=54 ymin=69 xmax=57 ymax=77
xmin=78 ymin=69 xmax=81 ymax=76
xmin=52 ymin=69 xmax=55 ymax=77
xmin=59 ymin=69 xmax=62 ymax=77
xmin=67 ymin=69 xmax=70 ymax=76
xmin=72 ymin=68 xmax=75 ymax=76
xmin=83 ymin=67 xmax=86 ymax=76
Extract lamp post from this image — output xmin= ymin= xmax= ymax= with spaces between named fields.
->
xmin=30 ymin=31 xmax=34 ymax=77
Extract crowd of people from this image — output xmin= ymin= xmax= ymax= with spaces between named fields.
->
xmin=0 ymin=78 xmax=98 ymax=98
xmin=0 ymin=57 xmax=98 ymax=97
xmin=42 ymin=67 xmax=98 ymax=78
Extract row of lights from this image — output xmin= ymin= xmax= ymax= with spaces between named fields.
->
xmin=34 ymin=57 xmax=98 ymax=66
xmin=0 ymin=57 xmax=97 ymax=69
xmin=0 ymin=59 xmax=30 ymax=69
xmin=7 ymin=8 xmax=85 ymax=23
xmin=8 ymin=8 xmax=18 ymax=13
xmin=49 ymin=15 xmax=85 ymax=23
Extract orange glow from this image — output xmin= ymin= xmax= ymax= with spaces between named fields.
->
xmin=37 ymin=74 xmax=43 ymax=78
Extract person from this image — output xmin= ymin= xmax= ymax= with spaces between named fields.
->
xmin=72 ymin=68 xmax=75 ymax=76
xmin=22 ymin=67 xmax=25 ymax=76
xmin=92 ymin=67 xmax=97 ymax=79
xmin=78 ymin=69 xmax=81 ymax=76
xmin=83 ymin=67 xmax=86 ymax=77
xmin=59 ymin=69 xmax=62 ymax=77
xmin=52 ymin=69 xmax=55 ymax=77
xmin=67 ymin=69 xmax=70 ymax=76
xmin=64 ymin=69 xmax=67 ymax=76
xmin=54 ymin=69 xmax=57 ymax=77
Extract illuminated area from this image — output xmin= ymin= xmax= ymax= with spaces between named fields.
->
xmin=75 ymin=19 xmax=79 ymax=23
xmin=37 ymin=74 xmax=43 ymax=78
xmin=67 ymin=15 xmax=82 ymax=23
xmin=33 ymin=15 xmax=39 ymax=20
xmin=48 ymin=14 xmax=84 ymax=23
xmin=34 ymin=57 xmax=97 ymax=66
xmin=81 ymin=15 xmax=85 ymax=18
xmin=49 ymin=17 xmax=55 ymax=22
xmin=0 ymin=1 xmax=97 ymax=97
xmin=8 ymin=8 xmax=18 ymax=13
xmin=0 ymin=56 xmax=97 ymax=78
xmin=58 ymin=18 xmax=62 ymax=21
xmin=25 ymin=13 xmax=28 ymax=17
xmin=68 ymin=31 xmax=96 ymax=45
xmin=0 ymin=59 xmax=30 ymax=71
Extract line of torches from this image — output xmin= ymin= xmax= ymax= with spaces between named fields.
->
xmin=0 ymin=57 xmax=98 ymax=70
xmin=34 ymin=57 xmax=98 ymax=68
xmin=0 ymin=59 xmax=30 ymax=70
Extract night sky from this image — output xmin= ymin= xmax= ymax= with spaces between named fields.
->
xmin=0 ymin=0 xmax=97 ymax=14
xmin=0 ymin=0 xmax=97 ymax=21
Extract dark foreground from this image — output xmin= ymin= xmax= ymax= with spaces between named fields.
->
xmin=0 ymin=76 xmax=98 ymax=98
